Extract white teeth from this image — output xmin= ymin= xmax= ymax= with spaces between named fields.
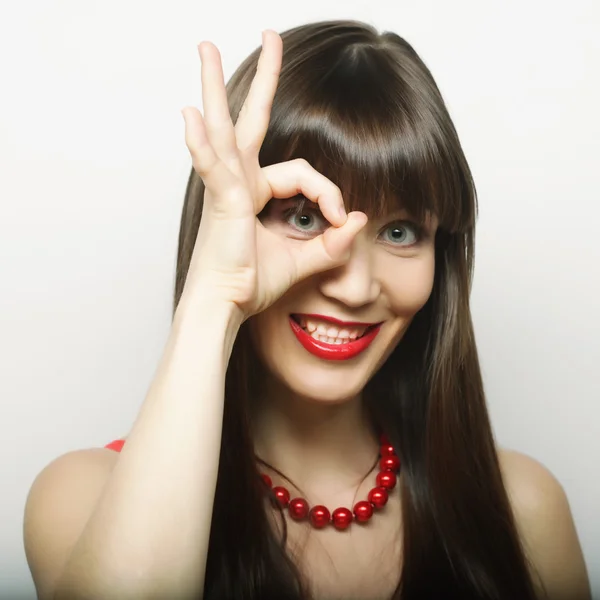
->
xmin=310 ymin=332 xmax=346 ymax=344
xmin=296 ymin=316 xmax=372 ymax=345
xmin=299 ymin=317 xmax=316 ymax=332
xmin=309 ymin=331 xmax=357 ymax=345
xmin=315 ymin=334 xmax=330 ymax=343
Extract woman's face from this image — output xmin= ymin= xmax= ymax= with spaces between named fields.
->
xmin=249 ymin=196 xmax=438 ymax=403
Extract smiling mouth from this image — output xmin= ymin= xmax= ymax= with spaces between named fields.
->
xmin=289 ymin=315 xmax=382 ymax=360
xmin=290 ymin=314 xmax=377 ymax=344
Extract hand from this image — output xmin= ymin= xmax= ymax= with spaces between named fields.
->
xmin=181 ymin=30 xmax=367 ymax=320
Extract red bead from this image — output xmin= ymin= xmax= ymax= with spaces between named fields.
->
xmin=261 ymin=473 xmax=272 ymax=488
xmin=309 ymin=505 xmax=331 ymax=528
xmin=376 ymin=470 xmax=397 ymax=490
xmin=368 ymin=486 xmax=389 ymax=509
xmin=380 ymin=433 xmax=390 ymax=445
xmin=288 ymin=497 xmax=309 ymax=520
xmin=380 ymin=444 xmax=396 ymax=457
xmin=379 ymin=455 xmax=400 ymax=472
xmin=272 ymin=486 xmax=290 ymax=508
xmin=353 ymin=500 xmax=374 ymax=523
xmin=332 ymin=507 xmax=353 ymax=530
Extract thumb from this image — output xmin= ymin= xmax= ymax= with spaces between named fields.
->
xmin=293 ymin=211 xmax=368 ymax=281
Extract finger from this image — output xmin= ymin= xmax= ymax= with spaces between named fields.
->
xmin=181 ymin=106 xmax=219 ymax=179
xmin=182 ymin=106 xmax=243 ymax=200
xmin=199 ymin=42 xmax=240 ymax=165
xmin=294 ymin=212 xmax=368 ymax=280
xmin=260 ymin=159 xmax=348 ymax=227
xmin=234 ymin=30 xmax=283 ymax=154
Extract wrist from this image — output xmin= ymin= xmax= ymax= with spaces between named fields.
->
xmin=173 ymin=289 xmax=244 ymax=342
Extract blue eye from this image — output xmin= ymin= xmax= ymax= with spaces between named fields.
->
xmin=380 ymin=222 xmax=421 ymax=246
xmin=283 ymin=202 xmax=326 ymax=235
xmin=289 ymin=211 xmax=320 ymax=231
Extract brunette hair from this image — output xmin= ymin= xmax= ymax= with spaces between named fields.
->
xmin=174 ymin=19 xmax=542 ymax=600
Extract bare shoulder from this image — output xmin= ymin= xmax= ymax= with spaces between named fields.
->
xmin=24 ymin=447 xmax=120 ymax=600
xmin=497 ymin=448 xmax=591 ymax=600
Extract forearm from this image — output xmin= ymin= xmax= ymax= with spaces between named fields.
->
xmin=54 ymin=296 xmax=242 ymax=599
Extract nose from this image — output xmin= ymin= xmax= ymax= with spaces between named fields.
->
xmin=318 ymin=234 xmax=380 ymax=308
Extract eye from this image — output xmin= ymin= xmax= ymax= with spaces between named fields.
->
xmin=288 ymin=211 xmax=321 ymax=231
xmin=283 ymin=201 xmax=327 ymax=235
xmin=379 ymin=221 xmax=422 ymax=247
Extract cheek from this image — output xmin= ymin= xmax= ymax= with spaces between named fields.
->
xmin=247 ymin=298 xmax=295 ymax=369
xmin=385 ymin=254 xmax=435 ymax=314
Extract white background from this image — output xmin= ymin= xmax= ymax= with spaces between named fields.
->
xmin=1 ymin=0 xmax=598 ymax=597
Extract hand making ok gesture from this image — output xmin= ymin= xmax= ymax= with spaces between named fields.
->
xmin=181 ymin=30 xmax=367 ymax=320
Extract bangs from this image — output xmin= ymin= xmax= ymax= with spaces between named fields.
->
xmin=258 ymin=40 xmax=476 ymax=233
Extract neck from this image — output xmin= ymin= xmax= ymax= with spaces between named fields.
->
xmin=250 ymin=377 xmax=380 ymax=495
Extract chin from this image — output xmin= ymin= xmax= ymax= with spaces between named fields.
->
xmin=272 ymin=364 xmax=371 ymax=404
xmin=250 ymin=316 xmax=405 ymax=405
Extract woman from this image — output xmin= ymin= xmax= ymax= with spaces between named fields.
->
xmin=23 ymin=20 xmax=590 ymax=600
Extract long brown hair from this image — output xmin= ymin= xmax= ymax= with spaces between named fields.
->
xmin=174 ymin=20 xmax=542 ymax=600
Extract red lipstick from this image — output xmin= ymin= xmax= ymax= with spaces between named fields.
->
xmin=289 ymin=315 xmax=382 ymax=361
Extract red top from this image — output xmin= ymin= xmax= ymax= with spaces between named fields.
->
xmin=105 ymin=439 xmax=125 ymax=452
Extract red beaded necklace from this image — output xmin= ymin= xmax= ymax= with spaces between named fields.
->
xmin=259 ymin=433 xmax=400 ymax=530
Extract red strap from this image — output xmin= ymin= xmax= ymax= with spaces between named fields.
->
xmin=105 ymin=439 xmax=125 ymax=452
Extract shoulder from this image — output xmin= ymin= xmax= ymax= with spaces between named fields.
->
xmin=24 ymin=447 xmax=120 ymax=600
xmin=497 ymin=448 xmax=566 ymax=515
xmin=497 ymin=448 xmax=591 ymax=600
